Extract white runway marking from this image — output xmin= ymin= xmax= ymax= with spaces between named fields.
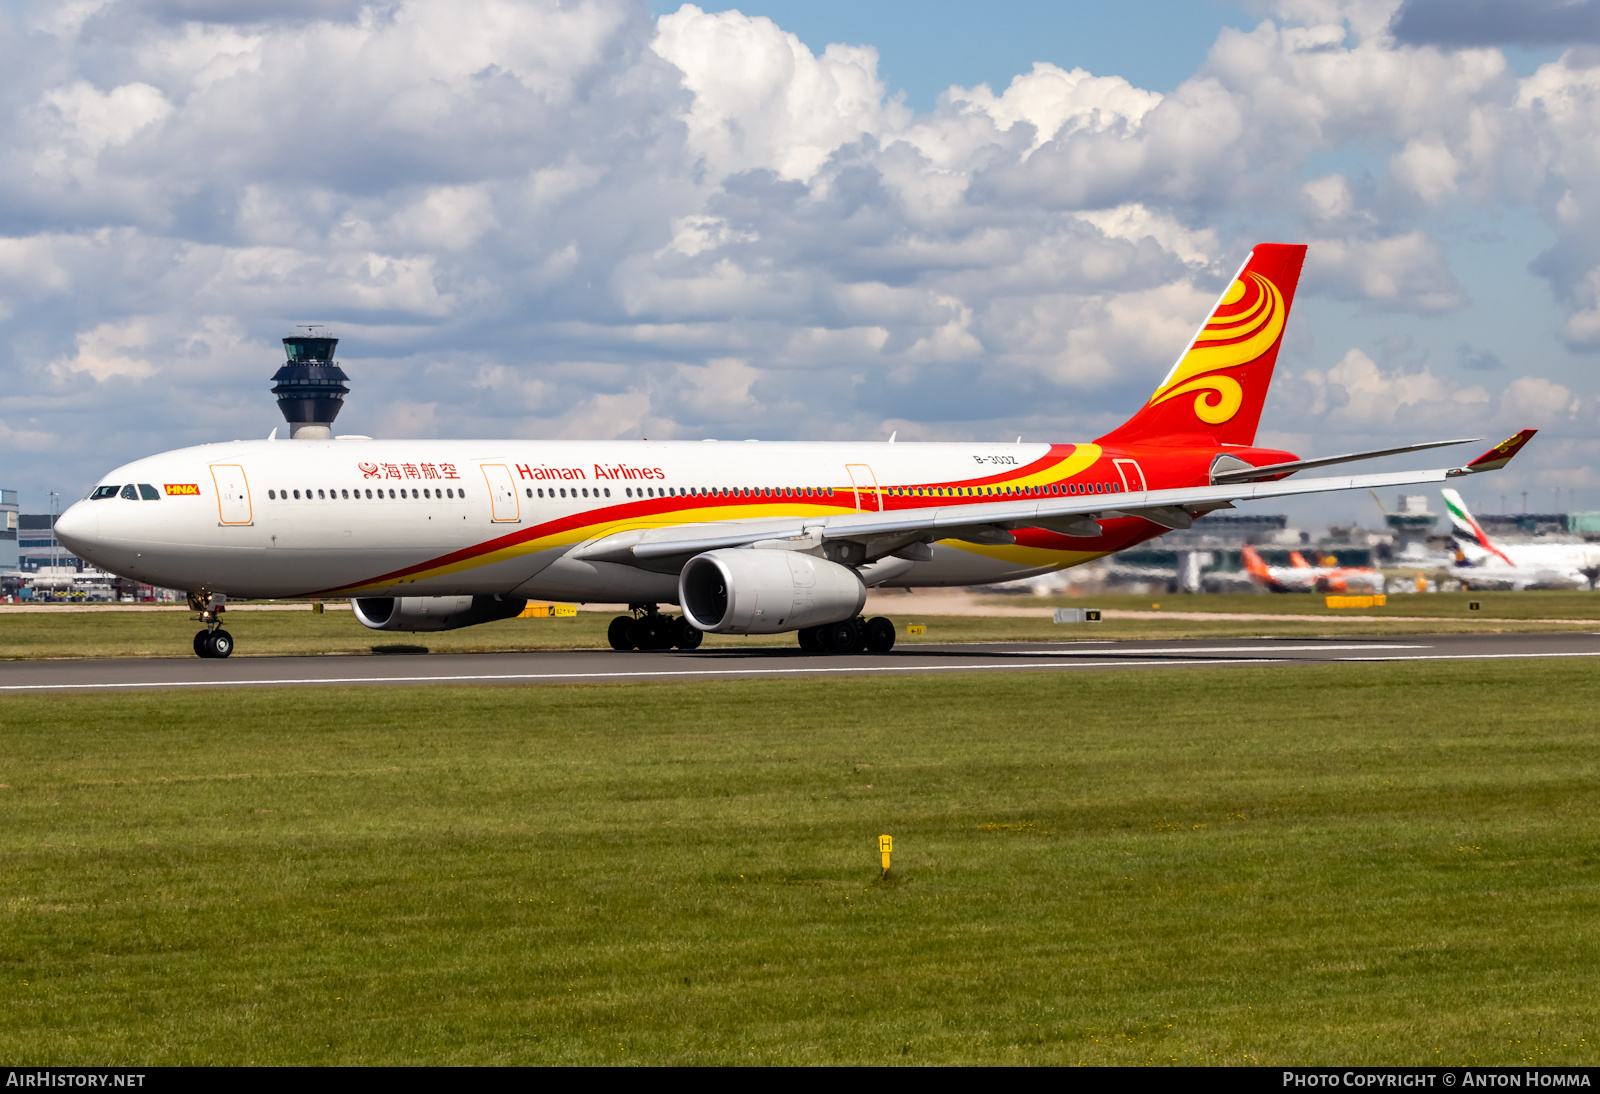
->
xmin=1012 ymin=643 xmax=1428 ymax=655
xmin=1338 ymin=651 xmax=1600 ymax=663
xmin=0 ymin=658 xmax=1292 ymax=692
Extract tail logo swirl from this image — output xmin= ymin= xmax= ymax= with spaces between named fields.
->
xmin=1145 ymin=271 xmax=1286 ymax=425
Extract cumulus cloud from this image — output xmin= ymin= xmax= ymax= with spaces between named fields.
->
xmin=1297 ymin=347 xmax=1491 ymax=430
xmin=0 ymin=0 xmax=1595 ymax=509
xmin=1303 ymin=231 xmax=1465 ymax=311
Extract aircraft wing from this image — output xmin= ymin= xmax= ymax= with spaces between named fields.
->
xmin=572 ymin=431 xmax=1536 ymax=571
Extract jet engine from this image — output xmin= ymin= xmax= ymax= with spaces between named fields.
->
xmin=350 ymin=594 xmax=527 ymax=632
xmin=679 ymin=549 xmax=865 ymax=634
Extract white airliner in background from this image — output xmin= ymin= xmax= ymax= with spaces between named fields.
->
xmin=53 ymin=244 xmax=1535 ymax=657
xmin=1442 ymin=489 xmax=1600 ymax=590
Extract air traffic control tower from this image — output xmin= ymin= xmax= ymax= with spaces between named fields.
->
xmin=272 ymin=327 xmax=349 ymax=440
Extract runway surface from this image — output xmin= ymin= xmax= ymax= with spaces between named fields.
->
xmin=1 ymin=632 xmax=1597 ymax=693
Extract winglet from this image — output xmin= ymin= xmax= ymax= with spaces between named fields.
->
xmin=1458 ymin=428 xmax=1537 ymax=474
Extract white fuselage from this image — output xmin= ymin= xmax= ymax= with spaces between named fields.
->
xmin=1456 ymin=540 xmax=1600 ymax=589
xmin=55 ymin=437 xmax=1113 ymax=601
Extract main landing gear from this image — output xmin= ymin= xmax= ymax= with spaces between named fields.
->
xmin=608 ymin=604 xmax=704 ymax=651
xmin=797 ymin=616 xmax=895 ymax=654
xmin=189 ymin=592 xmax=234 ymax=659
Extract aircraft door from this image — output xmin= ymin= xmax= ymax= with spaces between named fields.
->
xmin=844 ymin=463 xmax=882 ymax=513
xmin=1113 ymin=459 xmax=1147 ymax=492
xmin=209 ymin=464 xmax=253 ymax=525
xmin=480 ymin=464 xmax=521 ymax=522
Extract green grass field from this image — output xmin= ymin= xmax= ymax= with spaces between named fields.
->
xmin=2 ymin=662 xmax=1597 ymax=1064
xmin=2 ymin=587 xmax=1598 ymax=661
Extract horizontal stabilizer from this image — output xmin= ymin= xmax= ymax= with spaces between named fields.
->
xmin=1210 ymin=437 xmax=1479 ymax=484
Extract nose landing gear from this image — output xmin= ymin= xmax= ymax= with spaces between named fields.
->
xmin=189 ymin=591 xmax=234 ymax=658
xmin=608 ymin=604 xmax=703 ymax=651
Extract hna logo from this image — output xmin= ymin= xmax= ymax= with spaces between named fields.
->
xmin=1145 ymin=271 xmax=1286 ymax=425
xmin=164 ymin=484 xmax=201 ymax=496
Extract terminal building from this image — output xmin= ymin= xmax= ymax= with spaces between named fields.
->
xmin=18 ymin=513 xmax=77 ymax=572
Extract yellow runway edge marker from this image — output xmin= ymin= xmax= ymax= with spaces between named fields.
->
xmin=879 ymin=834 xmax=892 ymax=877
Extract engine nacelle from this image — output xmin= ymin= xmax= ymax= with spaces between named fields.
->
xmin=679 ymin=549 xmax=865 ymax=634
xmin=350 ymin=594 xmax=527 ymax=632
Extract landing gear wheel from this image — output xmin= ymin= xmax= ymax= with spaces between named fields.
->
xmin=673 ymin=617 xmax=704 ymax=650
xmin=195 ymin=630 xmax=233 ymax=658
xmin=797 ymin=626 xmax=824 ymax=653
xmin=864 ymin=616 xmax=895 ymax=653
xmin=629 ymin=614 xmax=673 ymax=650
xmin=608 ymin=615 xmax=635 ymax=651
xmin=819 ymin=618 xmax=862 ymax=653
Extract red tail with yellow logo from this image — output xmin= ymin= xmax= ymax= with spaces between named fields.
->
xmin=1098 ymin=243 xmax=1307 ymax=448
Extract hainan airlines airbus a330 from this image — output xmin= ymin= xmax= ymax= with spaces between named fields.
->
xmin=53 ymin=244 xmax=1535 ymax=657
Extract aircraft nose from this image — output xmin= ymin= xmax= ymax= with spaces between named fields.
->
xmin=53 ymin=501 xmax=100 ymax=557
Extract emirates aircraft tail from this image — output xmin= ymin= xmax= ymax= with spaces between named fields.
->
xmin=1098 ymin=243 xmax=1308 ymax=447
xmin=1441 ymin=488 xmax=1514 ymax=566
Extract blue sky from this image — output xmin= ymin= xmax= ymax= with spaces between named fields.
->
xmin=1 ymin=0 xmax=1597 ymax=528
xmin=646 ymin=1 xmax=1250 ymax=109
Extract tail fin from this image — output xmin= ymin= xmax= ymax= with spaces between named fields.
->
xmin=1289 ymin=550 xmax=1311 ymax=569
xmin=1241 ymin=544 xmax=1284 ymax=591
xmin=1098 ymin=243 xmax=1307 ymax=447
xmin=1441 ymin=488 xmax=1514 ymax=566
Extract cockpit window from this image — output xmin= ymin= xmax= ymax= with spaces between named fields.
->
xmin=120 ymin=484 xmax=138 ymax=500
xmin=138 ymin=484 xmax=160 ymax=500
xmin=90 ymin=485 xmax=120 ymax=500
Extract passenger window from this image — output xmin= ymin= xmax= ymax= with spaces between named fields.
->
xmin=138 ymin=483 xmax=160 ymax=500
xmin=268 ymin=490 xmax=276 ymax=500
xmin=582 ymin=488 xmax=589 ymax=498
xmin=560 ymin=488 xmax=567 ymax=498
xmin=120 ymin=484 xmax=138 ymax=500
xmin=317 ymin=489 xmax=325 ymax=499
xmin=604 ymin=488 xmax=611 ymax=497
xmin=341 ymin=489 xmax=349 ymax=499
xmin=91 ymin=485 xmax=120 ymax=500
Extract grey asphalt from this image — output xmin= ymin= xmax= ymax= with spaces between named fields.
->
xmin=1 ymin=632 xmax=1596 ymax=693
